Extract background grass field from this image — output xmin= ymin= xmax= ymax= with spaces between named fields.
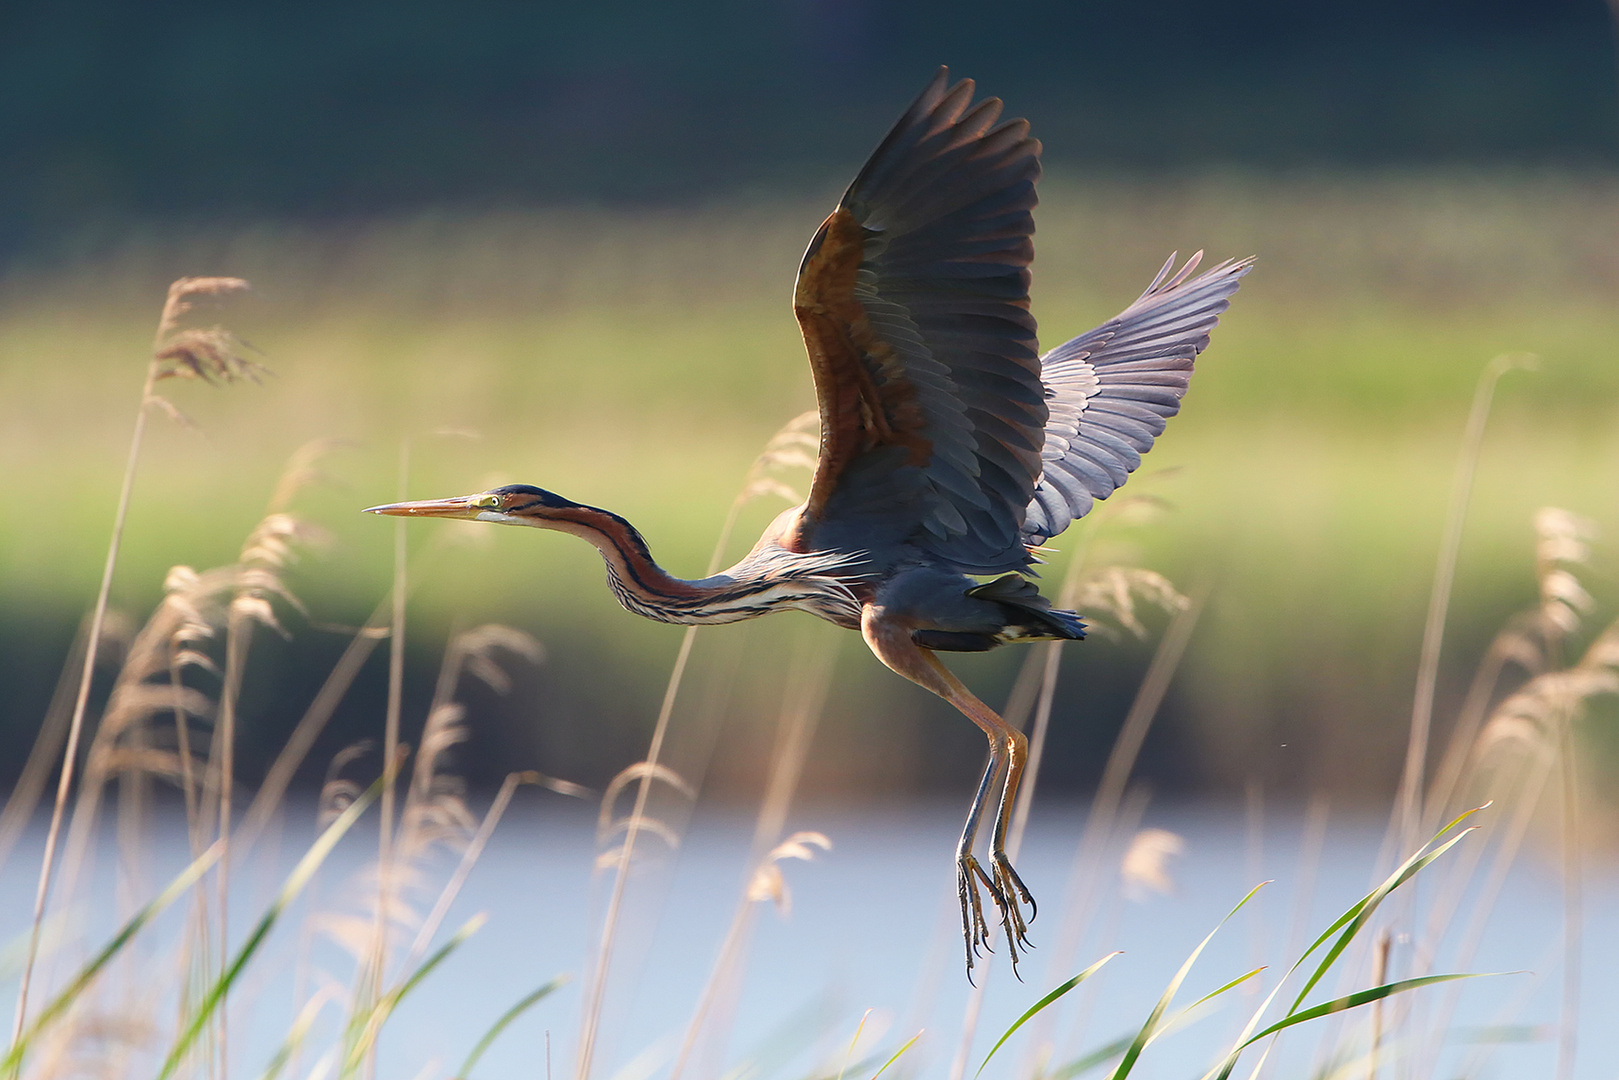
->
xmin=3 ymin=170 xmax=1616 ymax=804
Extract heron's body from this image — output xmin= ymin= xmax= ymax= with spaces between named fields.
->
xmin=369 ymin=69 xmax=1250 ymax=977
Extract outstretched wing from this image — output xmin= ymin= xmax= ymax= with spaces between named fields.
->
xmin=1022 ymin=253 xmax=1253 ymax=544
xmin=789 ymin=68 xmax=1047 ymax=575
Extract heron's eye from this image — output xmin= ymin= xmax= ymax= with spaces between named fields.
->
xmin=475 ymin=493 xmax=502 ymax=509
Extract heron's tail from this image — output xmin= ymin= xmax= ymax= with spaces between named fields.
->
xmin=968 ymin=573 xmax=1087 ymax=643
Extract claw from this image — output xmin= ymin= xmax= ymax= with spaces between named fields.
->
xmin=957 ymin=848 xmax=1039 ymax=980
xmin=957 ymin=852 xmax=1006 ymax=977
xmin=989 ymin=853 xmax=1037 ymax=976
xmin=957 ymin=848 xmax=1041 ymax=978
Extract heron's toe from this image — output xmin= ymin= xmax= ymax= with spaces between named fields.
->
xmin=956 ymin=852 xmax=1004 ymax=979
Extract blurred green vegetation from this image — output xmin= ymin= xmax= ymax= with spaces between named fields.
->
xmin=3 ymin=0 xmax=1614 ymax=248
xmin=1 ymin=171 xmax=1616 ymax=800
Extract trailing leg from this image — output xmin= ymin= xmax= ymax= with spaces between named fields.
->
xmin=861 ymin=603 xmax=1039 ymax=976
xmin=956 ymin=750 xmax=1008 ymax=978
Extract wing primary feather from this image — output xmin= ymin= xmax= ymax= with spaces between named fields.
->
xmin=1022 ymin=254 xmax=1251 ymax=543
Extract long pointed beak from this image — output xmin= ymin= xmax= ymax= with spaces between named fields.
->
xmin=363 ymin=494 xmax=485 ymax=519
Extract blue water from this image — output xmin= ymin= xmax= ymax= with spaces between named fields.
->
xmin=3 ymin=798 xmax=1613 ymax=1079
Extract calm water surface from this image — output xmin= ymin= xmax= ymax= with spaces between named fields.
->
xmin=3 ymin=800 xmax=1613 ymax=1079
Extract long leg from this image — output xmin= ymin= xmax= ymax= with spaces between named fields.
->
xmin=862 ymin=605 xmax=1037 ymax=975
xmin=989 ymin=722 xmax=1037 ymax=928
xmin=957 ymin=750 xmax=1008 ymax=974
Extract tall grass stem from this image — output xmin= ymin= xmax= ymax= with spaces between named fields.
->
xmin=0 ymin=617 xmax=93 ymax=878
xmin=11 ymin=352 xmax=161 ymax=1044
xmin=364 ymin=440 xmax=411 ymax=1079
xmin=575 ymin=422 xmax=801 ymax=1080
xmin=1555 ymin=706 xmax=1582 ymax=1080
xmin=667 ymin=635 xmax=835 ymax=1080
xmin=575 ymin=623 xmax=698 ymax=1080
xmin=1395 ymin=354 xmax=1530 ymax=859
xmin=214 ymin=606 xmax=253 ymax=1080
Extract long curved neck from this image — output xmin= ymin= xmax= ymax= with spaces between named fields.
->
xmin=532 ymin=502 xmax=865 ymax=627
xmin=536 ymin=504 xmax=783 ymax=626
xmin=531 ymin=504 xmax=701 ymax=614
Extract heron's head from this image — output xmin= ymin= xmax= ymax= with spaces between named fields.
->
xmin=364 ymin=484 xmax=579 ymax=527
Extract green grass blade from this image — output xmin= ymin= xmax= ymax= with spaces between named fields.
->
xmin=1198 ymin=810 xmax=1485 ymax=1080
xmin=1 ymin=842 xmax=222 ymax=1075
xmin=1285 ymin=804 xmax=1486 ymax=1006
xmin=870 ymin=1031 xmax=923 ymax=1080
xmin=257 ymin=988 xmax=339 ymax=1080
xmin=343 ymin=913 xmax=487 ymax=1075
xmin=1244 ymin=973 xmax=1486 ymax=1050
xmin=1051 ymin=969 xmax=1260 ymax=1080
xmin=977 ymin=952 xmax=1120 ymax=1078
xmin=157 ymin=781 xmax=380 ymax=1080
xmin=1046 ymin=1035 xmax=1135 ymax=1080
xmin=1202 ymin=973 xmax=1491 ymax=1080
xmin=1182 ymin=968 xmax=1266 ymax=1018
xmin=836 ymin=1009 xmax=874 ymax=1080
xmin=1201 ymin=976 xmax=1293 ymax=1080
xmin=454 ymin=974 xmax=569 ymax=1079
xmin=1106 ymin=882 xmax=1267 ymax=1080
xmin=1287 ymin=827 xmax=1474 ymax=1014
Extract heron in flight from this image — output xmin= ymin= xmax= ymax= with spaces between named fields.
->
xmin=367 ymin=68 xmax=1249 ymax=976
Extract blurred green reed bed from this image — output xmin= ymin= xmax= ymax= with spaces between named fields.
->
xmin=1 ymin=170 xmax=1617 ymax=798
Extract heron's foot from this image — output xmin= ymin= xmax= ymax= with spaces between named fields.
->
xmin=956 ymin=852 xmax=1004 ymax=980
xmin=989 ymin=851 xmax=1037 ymax=976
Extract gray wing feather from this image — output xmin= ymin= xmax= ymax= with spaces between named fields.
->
xmin=1023 ymin=252 xmax=1253 ymax=544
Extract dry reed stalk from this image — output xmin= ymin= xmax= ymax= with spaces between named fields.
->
xmin=574 ymin=412 xmax=817 ymax=1080
xmin=215 ymin=512 xmax=322 ymax=1080
xmin=369 ymin=442 xmax=412 ymax=1058
xmin=394 ymin=629 xmax=552 ymax=970
xmin=573 ymin=624 xmax=696 ymax=1080
xmin=1367 ymin=930 xmax=1390 ymax=1080
xmin=1554 ymin=700 xmax=1582 ymax=1080
xmin=1393 ymin=353 xmax=1533 ymax=862
xmin=200 ymin=454 xmax=334 ymax=1080
xmin=1245 ymin=781 xmax=1267 ymax=1006
xmin=171 ymin=649 xmax=204 ymax=855
xmin=1285 ymin=796 xmax=1331 ymax=954
xmin=324 ymin=621 xmax=544 ymax=1080
xmin=0 ymin=614 xmax=130 ymax=878
xmin=1344 ymin=353 xmax=1530 ymax=1068
xmin=31 ymin=485 xmax=313 ymax=1077
xmin=1417 ymin=616 xmax=1618 ymax=1075
xmin=212 ymin=600 xmax=250 ymax=1079
xmin=12 ymin=276 xmax=252 ymax=1045
xmin=1400 ymin=511 xmax=1609 ymax=1076
xmin=1530 ymin=507 xmax=1594 ymax=1080
xmin=53 ymin=566 xmax=231 ymax=915
xmin=72 ymin=556 xmax=304 ymax=1076
xmin=1419 ymin=618 xmax=1542 ymax=841
xmin=237 ymin=518 xmax=477 ymax=858
xmin=667 ymin=633 xmax=836 ymax=1080
xmin=1044 ymin=590 xmax=1204 ymax=973
xmin=1046 ymin=783 xmax=1152 ymax=1070
xmin=1406 ymin=556 xmax=1564 ymax=1006
xmin=401 ymin=770 xmax=533 ymax=972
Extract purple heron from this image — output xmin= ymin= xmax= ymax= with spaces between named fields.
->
xmin=368 ymin=68 xmax=1249 ymax=977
